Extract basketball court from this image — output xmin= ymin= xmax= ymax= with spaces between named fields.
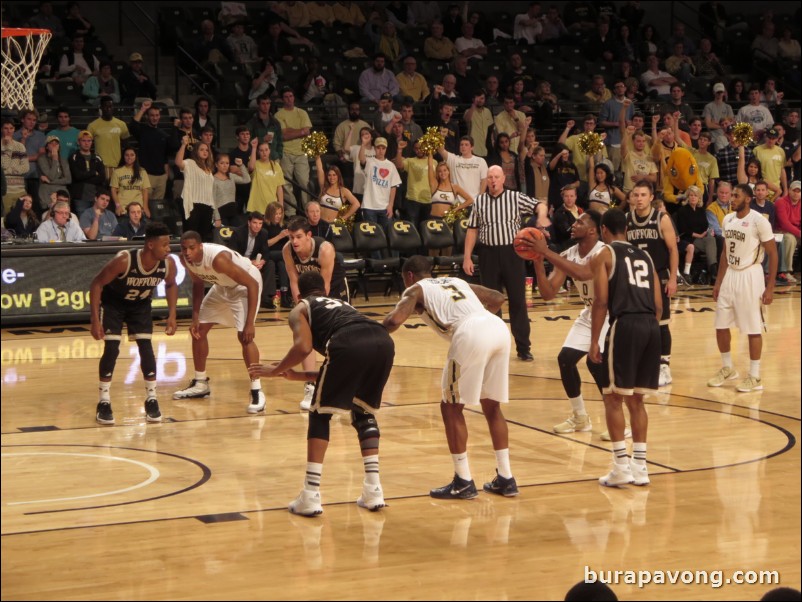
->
xmin=2 ymin=285 xmax=799 ymax=600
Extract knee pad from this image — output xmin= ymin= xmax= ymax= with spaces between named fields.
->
xmin=557 ymin=347 xmax=586 ymax=371
xmin=557 ymin=347 xmax=585 ymax=399
xmin=135 ymin=338 xmax=157 ymax=379
xmin=307 ymin=411 xmax=332 ymax=441
xmin=99 ymin=339 xmax=121 ymax=379
xmin=351 ymin=408 xmax=380 ymax=447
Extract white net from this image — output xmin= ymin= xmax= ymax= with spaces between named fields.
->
xmin=1 ymin=29 xmax=52 ymax=111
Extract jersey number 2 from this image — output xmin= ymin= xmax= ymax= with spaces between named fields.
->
xmin=624 ymin=257 xmax=650 ymax=289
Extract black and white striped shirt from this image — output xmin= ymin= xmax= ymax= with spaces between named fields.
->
xmin=467 ymin=189 xmax=540 ymax=246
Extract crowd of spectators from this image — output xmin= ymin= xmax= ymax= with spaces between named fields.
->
xmin=2 ymin=1 xmax=800 ymax=282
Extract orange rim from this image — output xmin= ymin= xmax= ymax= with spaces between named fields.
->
xmin=1 ymin=28 xmax=52 ymax=37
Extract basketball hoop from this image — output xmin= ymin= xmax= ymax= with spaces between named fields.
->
xmin=1 ymin=28 xmax=52 ymax=111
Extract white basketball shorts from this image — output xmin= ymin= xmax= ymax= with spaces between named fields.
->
xmin=442 ymin=313 xmax=511 ymax=406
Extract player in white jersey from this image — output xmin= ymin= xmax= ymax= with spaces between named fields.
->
xmin=528 ymin=210 xmax=615 ymax=436
xmin=174 ymin=231 xmax=268 ymax=413
xmin=708 ymin=184 xmax=777 ymax=393
xmin=384 ymin=255 xmax=519 ymax=499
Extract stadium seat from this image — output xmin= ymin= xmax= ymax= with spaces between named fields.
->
xmin=419 ymin=219 xmax=462 ymax=273
xmin=353 ymin=221 xmax=401 ymax=295
xmin=328 ymin=223 xmax=367 ymax=301
xmin=45 ymin=80 xmax=85 ymax=105
xmin=386 ymin=220 xmax=423 ymax=258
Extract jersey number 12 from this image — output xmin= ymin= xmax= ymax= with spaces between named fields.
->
xmin=624 ymin=257 xmax=650 ymax=289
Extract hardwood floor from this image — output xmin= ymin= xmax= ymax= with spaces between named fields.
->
xmin=2 ymin=284 xmax=800 ymax=600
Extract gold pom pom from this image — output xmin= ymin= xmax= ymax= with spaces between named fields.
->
xmin=443 ymin=206 xmax=468 ymax=226
xmin=419 ymin=126 xmax=446 ymax=156
xmin=578 ymin=131 xmax=604 ymax=156
xmin=334 ymin=204 xmax=355 ymax=231
xmin=731 ymin=122 xmax=754 ymax=147
xmin=301 ymin=131 xmax=330 ymax=158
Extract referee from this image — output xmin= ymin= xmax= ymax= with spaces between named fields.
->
xmin=463 ymin=165 xmax=551 ymax=360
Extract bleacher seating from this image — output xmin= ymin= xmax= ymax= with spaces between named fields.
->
xmin=7 ymin=0 xmax=798 ymax=283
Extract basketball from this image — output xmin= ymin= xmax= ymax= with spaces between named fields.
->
xmin=513 ymin=227 xmax=545 ymax=261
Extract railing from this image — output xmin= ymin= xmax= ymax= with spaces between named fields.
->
xmin=117 ymin=1 xmax=160 ymax=85
xmin=173 ymin=44 xmax=221 ymax=132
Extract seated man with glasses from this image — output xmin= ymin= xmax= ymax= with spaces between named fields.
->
xmin=35 ymin=201 xmax=87 ymax=242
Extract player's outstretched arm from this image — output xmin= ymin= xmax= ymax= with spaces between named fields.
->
xmin=533 ymin=236 xmax=593 ymax=283
xmin=249 ymin=305 xmax=315 ymax=379
xmin=589 ymin=248 xmax=611 ymax=364
xmin=468 ymin=283 xmax=507 ymax=313
xmin=163 ymin=255 xmax=179 ymax=335
xmin=532 ymin=257 xmax=566 ymax=301
xmin=212 ymin=252 xmax=260 ymax=344
xmin=89 ymin=253 xmax=128 ymax=340
xmin=660 ymin=212 xmax=679 ymax=296
xmin=652 ymin=270 xmax=663 ymax=322
xmin=762 ymin=238 xmax=778 ymax=305
xmin=384 ymin=285 xmax=422 ymax=333
xmin=283 ymin=241 xmax=301 ymax=302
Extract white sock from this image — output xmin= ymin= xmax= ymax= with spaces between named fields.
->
xmin=363 ymin=454 xmax=380 ymax=486
xmin=250 ymin=379 xmax=261 ymax=391
xmin=612 ymin=442 xmax=628 ymax=465
xmin=145 ymin=380 xmax=157 ymax=399
xmin=195 ymin=371 xmax=208 ymax=381
xmin=569 ymin=395 xmax=587 ymax=415
xmin=632 ymin=442 xmax=647 ymax=465
xmin=661 ymin=355 xmax=671 ymax=366
xmin=304 ymin=462 xmax=323 ymax=492
xmin=99 ymin=381 xmax=111 ymax=402
xmin=452 ymin=452 xmax=471 ymax=481
xmin=749 ymin=360 xmax=760 ymax=379
xmin=683 ymin=263 xmax=691 ymax=275
xmin=494 ymin=449 xmax=512 ymax=479
xmin=721 ymin=352 xmax=733 ymax=368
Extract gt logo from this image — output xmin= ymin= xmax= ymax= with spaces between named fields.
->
xmin=459 ymin=218 xmax=469 ymax=229
xmin=330 ymin=224 xmax=343 ymax=235
xmin=393 ymin=222 xmax=410 ymax=233
xmin=427 ymin=221 xmax=443 ymax=232
xmin=219 ymin=227 xmax=233 ymax=239
xmin=359 ymin=222 xmax=377 ymax=234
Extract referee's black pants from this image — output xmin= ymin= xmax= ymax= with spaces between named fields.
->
xmin=478 ymin=244 xmax=530 ymax=355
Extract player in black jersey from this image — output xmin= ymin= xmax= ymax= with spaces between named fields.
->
xmin=282 ymin=216 xmax=349 ymax=410
xmin=626 ymin=180 xmax=679 ymax=387
xmin=89 ymin=222 xmax=178 ymax=425
xmin=590 ymin=209 xmax=662 ymax=488
xmin=249 ymin=272 xmax=395 ymax=517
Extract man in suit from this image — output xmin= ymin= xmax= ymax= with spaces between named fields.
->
xmin=227 ymin=211 xmax=277 ymax=307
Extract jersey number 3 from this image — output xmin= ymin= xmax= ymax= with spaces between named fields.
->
xmin=441 ymin=284 xmax=466 ymax=301
xmin=624 ymin=257 xmax=651 ymax=289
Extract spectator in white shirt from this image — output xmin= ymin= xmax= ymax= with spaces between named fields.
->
xmin=640 ymin=54 xmax=677 ymax=101
xmin=514 ymin=3 xmax=544 ymax=45
xmin=437 ymin=135 xmax=488 ymax=199
xmin=455 ymin=22 xmax=487 ymax=61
